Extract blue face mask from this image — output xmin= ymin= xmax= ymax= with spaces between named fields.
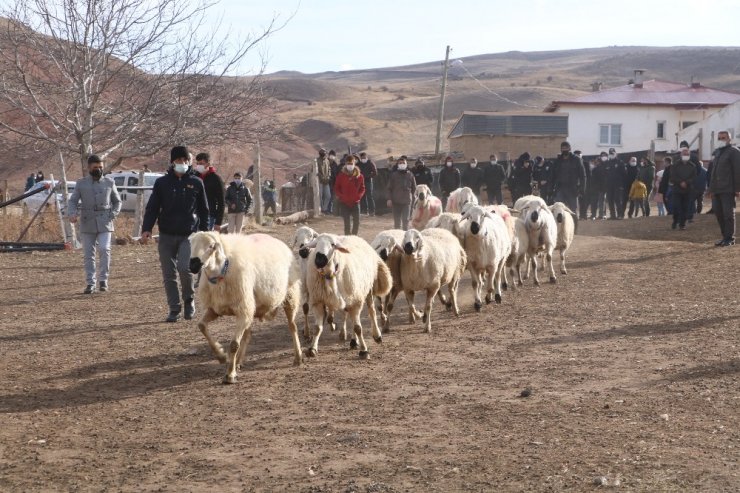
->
xmin=173 ymin=163 xmax=189 ymax=174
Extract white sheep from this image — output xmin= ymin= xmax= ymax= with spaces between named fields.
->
xmin=486 ymin=204 xmax=518 ymax=290
xmin=424 ymin=212 xmax=465 ymax=244
xmin=521 ymin=201 xmax=558 ymax=285
xmin=398 ymin=228 xmax=467 ymax=333
xmin=189 ymin=231 xmax=302 ymax=384
xmin=290 ymin=226 xmax=318 ymax=341
xmin=305 ymin=234 xmax=392 ymax=359
xmin=514 ymin=194 xmax=547 ymax=212
xmin=445 ymin=186 xmax=479 ymax=213
xmin=549 ymin=202 xmax=576 ymax=274
xmin=460 ymin=205 xmax=512 ymax=311
xmin=410 ymin=184 xmax=443 ymax=230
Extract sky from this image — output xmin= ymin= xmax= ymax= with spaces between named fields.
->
xmin=211 ymin=0 xmax=740 ymax=75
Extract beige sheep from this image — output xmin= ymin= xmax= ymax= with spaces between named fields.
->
xmin=549 ymin=202 xmax=576 ymax=274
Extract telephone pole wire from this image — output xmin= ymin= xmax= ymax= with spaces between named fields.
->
xmin=434 ymin=45 xmax=451 ymax=159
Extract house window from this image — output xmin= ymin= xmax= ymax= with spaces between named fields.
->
xmin=599 ymin=124 xmax=621 ymax=146
xmin=657 ymin=121 xmax=666 ymax=139
xmin=682 ymin=121 xmax=697 ymax=129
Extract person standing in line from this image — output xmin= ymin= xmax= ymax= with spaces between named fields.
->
xmin=262 ymin=179 xmax=278 ymax=216
xmin=637 ymin=157 xmax=656 ymax=217
xmin=708 ymin=130 xmax=740 ymax=246
xmin=225 ymin=172 xmax=252 ymax=234
xmin=438 ymin=156 xmax=461 ymax=209
xmin=509 ymin=153 xmax=533 ymax=205
xmin=461 ymin=158 xmax=485 ymax=202
xmin=531 ymin=156 xmax=551 ymax=202
xmin=358 ymin=152 xmax=377 ymax=216
xmin=68 ymin=154 xmax=122 ymax=294
xmin=669 ymin=146 xmax=697 ymax=231
xmin=386 ymin=157 xmax=416 ymax=230
xmin=484 ymin=153 xmax=507 ymax=205
xmin=620 ymin=156 xmax=640 ymax=219
xmin=141 ymin=146 xmax=209 ymax=323
xmin=550 ymin=142 xmax=586 ymax=212
xmin=194 ymin=152 xmax=225 ymax=231
xmin=316 ymin=148 xmax=332 ymax=214
xmin=604 ymin=148 xmax=626 ymax=219
xmin=334 ymin=155 xmax=366 ymax=235
xmin=412 ymin=158 xmax=434 ymax=188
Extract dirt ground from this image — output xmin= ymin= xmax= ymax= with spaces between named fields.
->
xmin=0 ymin=210 xmax=738 ymax=492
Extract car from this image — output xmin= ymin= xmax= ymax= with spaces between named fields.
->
xmin=108 ymin=170 xmax=165 ymax=212
xmin=23 ymin=180 xmax=76 ymax=214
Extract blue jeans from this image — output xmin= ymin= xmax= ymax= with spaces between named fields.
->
xmin=207 ymin=215 xmax=217 ymax=230
xmin=320 ymin=184 xmax=331 ymax=213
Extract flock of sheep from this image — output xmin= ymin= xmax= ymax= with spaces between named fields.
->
xmin=188 ymin=185 xmax=576 ymax=384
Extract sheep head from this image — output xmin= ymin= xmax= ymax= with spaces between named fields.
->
xmin=189 ymin=231 xmax=225 ymax=274
xmin=292 ymin=226 xmax=318 ymax=258
xmin=373 ymin=235 xmax=398 ymax=262
xmin=415 ymin=184 xmax=432 ymax=205
xmin=461 ymin=205 xmax=493 ymax=237
xmin=401 ymin=229 xmax=424 ymax=257
xmin=309 ymin=234 xmax=349 ymax=269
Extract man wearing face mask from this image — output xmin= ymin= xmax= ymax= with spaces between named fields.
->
xmin=225 ymin=172 xmax=252 ymax=234
xmin=708 ymin=130 xmax=740 ymax=246
xmin=358 ymin=152 xmax=377 ymax=216
xmin=550 ymin=142 xmax=586 ymax=212
xmin=334 ymin=155 xmax=366 ymax=235
xmin=412 ymin=158 xmax=433 ymax=188
xmin=438 ymin=156 xmax=461 ymax=209
xmin=386 ymin=157 xmax=416 ymax=229
xmin=669 ymin=144 xmax=698 ymax=230
xmin=637 ymin=157 xmax=656 ymax=217
xmin=590 ymin=152 xmax=609 ymax=219
xmin=462 ymin=158 xmax=485 ymax=201
xmin=604 ymin=148 xmax=626 ymax=219
xmin=620 ymin=156 xmax=641 ymax=219
xmin=531 ymin=156 xmax=552 ymax=203
xmin=142 ymin=146 xmax=210 ymax=322
xmin=483 ymin=154 xmax=506 ymax=205
xmin=194 ymin=152 xmax=225 ymax=231
xmin=68 ymin=154 xmax=122 ymax=294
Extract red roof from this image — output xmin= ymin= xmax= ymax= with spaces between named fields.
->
xmin=549 ymin=80 xmax=740 ymax=109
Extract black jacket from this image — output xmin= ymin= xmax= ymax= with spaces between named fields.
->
xmin=509 ymin=163 xmax=533 ymax=193
xmin=551 ymin=153 xmax=586 ymax=195
xmin=604 ymin=158 xmax=626 ymax=190
xmin=225 ymin=181 xmax=253 ymax=213
xmin=412 ymin=165 xmax=434 ymax=187
xmin=590 ymin=163 xmax=608 ymax=194
xmin=461 ymin=165 xmax=485 ymax=195
xmin=358 ymin=159 xmax=377 ymax=183
xmin=142 ymin=168 xmax=210 ymax=235
xmin=484 ymin=162 xmax=507 ymax=188
xmin=200 ymin=169 xmax=225 ymax=225
xmin=438 ymin=166 xmax=461 ymax=195
xmin=623 ymin=164 xmax=640 ymax=189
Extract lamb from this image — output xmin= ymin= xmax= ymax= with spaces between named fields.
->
xmin=305 ymin=233 xmax=392 ymax=359
xmin=189 ymin=231 xmax=302 ymax=384
xmin=290 ymin=226 xmax=319 ymax=341
xmin=460 ymin=205 xmax=512 ymax=311
xmin=410 ymin=184 xmax=443 ymax=229
xmin=398 ymin=228 xmax=467 ymax=333
xmin=486 ymin=204 xmax=518 ymax=290
xmin=520 ymin=201 xmax=558 ymax=285
xmin=514 ymin=194 xmax=547 ymax=212
xmin=424 ymin=212 xmax=465 ymax=244
xmin=445 ymin=186 xmax=479 ymax=213
xmin=548 ymin=202 xmax=576 ymax=274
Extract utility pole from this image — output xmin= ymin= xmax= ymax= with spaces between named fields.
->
xmin=254 ymin=140 xmax=263 ymax=226
xmin=435 ymin=45 xmax=451 ymax=159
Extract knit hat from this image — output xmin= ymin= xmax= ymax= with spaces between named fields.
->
xmin=560 ymin=141 xmax=571 ymax=150
xmin=87 ymin=154 xmax=102 ymax=165
xmin=170 ymin=145 xmax=189 ymax=163
xmin=679 ymin=140 xmax=690 ymax=149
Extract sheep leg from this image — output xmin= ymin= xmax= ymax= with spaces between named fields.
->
xmin=306 ymin=304 xmax=325 ymax=358
xmin=351 ymin=304 xmax=370 ymax=359
xmin=283 ymin=291 xmax=303 ymax=366
xmin=423 ymin=286 xmax=438 ymax=333
xmin=437 ymin=290 xmax=449 ymax=308
xmin=448 ymin=276 xmax=461 ymax=316
xmin=492 ymin=262 xmax=504 ymax=303
xmin=470 ymin=267 xmax=482 ymax=312
xmin=366 ymin=292 xmax=383 ymax=344
xmin=197 ymin=307 xmax=227 ymax=364
xmin=302 ymin=299 xmax=311 ymax=343
xmin=404 ymin=290 xmax=418 ymax=323
xmin=223 ymin=314 xmax=254 ymax=384
xmin=235 ymin=327 xmax=254 ymax=369
xmin=531 ymin=253 xmax=541 ymax=286
xmin=547 ymin=249 xmax=557 ymax=283
xmin=559 ymin=248 xmax=567 ymax=274
xmin=484 ymin=266 xmax=495 ymax=305
xmin=523 ymin=253 xmax=531 ymax=280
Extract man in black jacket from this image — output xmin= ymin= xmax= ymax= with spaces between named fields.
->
xmin=412 ymin=158 xmax=434 ymax=188
xmin=142 ymin=146 xmax=210 ymax=323
xmin=708 ymin=130 xmax=740 ymax=246
xmin=438 ymin=156 xmax=461 ymax=209
xmin=604 ymin=148 xmax=626 ymax=219
xmin=531 ymin=156 xmax=552 ymax=203
xmin=621 ymin=156 xmax=640 ymax=219
xmin=550 ymin=142 xmax=586 ymax=212
xmin=194 ymin=152 xmax=225 ymax=231
xmin=358 ymin=152 xmax=377 ymax=215
xmin=225 ymin=172 xmax=253 ymax=234
xmin=484 ymin=154 xmax=507 ymax=205
xmin=461 ymin=158 xmax=485 ymax=201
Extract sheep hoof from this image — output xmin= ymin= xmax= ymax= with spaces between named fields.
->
xmin=502 ymin=282 xmax=508 ymax=291
xmin=358 ymin=351 xmax=370 ymax=360
xmin=474 ymin=301 xmax=482 ymax=312
xmin=485 ymin=294 xmax=492 ymax=304
xmin=293 ymin=356 xmax=303 ymax=366
xmin=445 ymin=301 xmax=452 ymax=311
xmin=302 ymin=303 xmax=309 ymax=315
xmin=495 ymin=293 xmax=502 ymax=304
xmin=305 ymin=347 xmax=318 ymax=358
xmin=374 ymin=335 xmax=383 ymax=344
xmin=216 ymin=354 xmax=227 ymax=364
xmin=561 ymin=269 xmax=567 ymax=275
xmin=422 ymin=312 xmax=428 ymax=323
xmin=222 ymin=374 xmax=237 ymax=385
xmin=329 ymin=323 xmax=336 ymax=332
xmin=338 ymin=331 xmax=347 ymax=342
xmin=534 ymin=280 xmax=540 ymax=287
xmin=349 ymin=339 xmax=358 ymax=349
xmin=550 ymin=276 xmax=557 ymax=284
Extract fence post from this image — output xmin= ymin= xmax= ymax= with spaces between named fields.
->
xmin=132 ymin=169 xmax=145 ymax=237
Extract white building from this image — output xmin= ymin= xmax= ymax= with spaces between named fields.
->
xmin=546 ymin=72 xmax=740 ymax=156
xmin=677 ymin=99 xmax=740 ymax=161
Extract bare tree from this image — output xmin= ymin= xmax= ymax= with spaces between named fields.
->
xmin=0 ymin=0 xmax=285 ymax=175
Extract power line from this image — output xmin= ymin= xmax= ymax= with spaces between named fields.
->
xmin=457 ymin=62 xmax=540 ymax=109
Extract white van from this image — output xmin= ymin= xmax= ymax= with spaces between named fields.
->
xmin=24 ymin=180 xmax=76 ymax=214
xmin=108 ymin=171 xmax=164 ymax=212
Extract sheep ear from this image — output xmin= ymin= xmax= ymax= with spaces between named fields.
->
xmin=305 ymin=238 xmax=318 ymax=248
xmin=510 ymin=208 xmax=521 ymax=215
xmin=335 ymin=245 xmax=350 ymax=253
xmin=485 ymin=212 xmax=495 ymax=220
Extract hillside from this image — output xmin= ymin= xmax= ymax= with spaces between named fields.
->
xmin=3 ymin=45 xmax=740 ymax=193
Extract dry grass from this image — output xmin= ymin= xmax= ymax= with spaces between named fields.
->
xmin=0 ymin=208 xmax=144 ymax=243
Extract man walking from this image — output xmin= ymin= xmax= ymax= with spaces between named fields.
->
xmin=438 ymin=156 xmax=460 ymax=209
xmin=225 ymin=172 xmax=252 ymax=234
xmin=68 ymin=154 xmax=122 ymax=294
xmin=386 ymin=157 xmax=416 ymax=230
xmin=334 ymin=155 xmax=365 ymax=235
xmin=461 ymin=158 xmax=485 ymax=201
xmin=358 ymin=152 xmax=377 ymax=215
xmin=670 ymin=146 xmax=697 ymax=230
xmin=708 ymin=130 xmax=740 ymax=246
xmin=604 ymin=148 xmax=626 ymax=219
xmin=316 ymin=148 xmax=332 ymax=214
xmin=194 ymin=152 xmax=225 ymax=231
xmin=412 ymin=158 xmax=434 ymax=188
xmin=141 ymin=146 xmax=209 ymax=322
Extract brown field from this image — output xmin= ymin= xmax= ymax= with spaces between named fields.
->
xmin=0 ymin=209 xmax=738 ymax=492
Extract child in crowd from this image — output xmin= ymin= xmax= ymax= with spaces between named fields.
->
xmin=628 ymin=179 xmax=647 ymax=218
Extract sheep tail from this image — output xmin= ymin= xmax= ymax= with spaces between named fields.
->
xmin=373 ymin=259 xmax=393 ymax=297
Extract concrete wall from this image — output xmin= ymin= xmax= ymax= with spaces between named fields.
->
xmin=560 ymin=104 xmax=723 ymax=155
xmin=449 ymin=135 xmax=565 ymax=161
xmin=677 ymin=100 xmax=740 ymax=160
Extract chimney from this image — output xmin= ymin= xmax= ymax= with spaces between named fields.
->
xmin=591 ymin=82 xmax=603 ymax=92
xmin=690 ymin=75 xmax=701 ymax=88
xmin=633 ymin=69 xmax=645 ymax=89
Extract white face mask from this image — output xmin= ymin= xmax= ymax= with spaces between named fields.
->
xmin=397 ymin=164 xmax=407 ymax=171
xmin=234 ymin=178 xmax=242 ymax=184
xmin=600 ymin=156 xmax=607 ymax=162
xmin=446 ymin=161 xmax=452 ymax=167
xmin=490 ymin=160 xmax=497 ymax=165
xmin=590 ymin=164 xmax=596 ymax=170
xmin=717 ymin=140 xmax=727 ymax=148
xmin=470 ymin=162 xmax=477 ymax=168
xmin=629 ymin=161 xmax=637 ymax=166
xmin=173 ymin=163 xmax=189 ymax=174
xmin=681 ymin=155 xmax=690 ymax=162
xmin=194 ymin=164 xmax=206 ymax=174
xmin=329 ymin=155 xmax=336 ymax=161
xmin=345 ymin=164 xmax=355 ymax=173
xmin=360 ymin=158 xmax=367 ymax=164
xmin=609 ymin=153 xmax=616 ymax=159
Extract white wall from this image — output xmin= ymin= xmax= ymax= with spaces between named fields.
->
xmin=560 ymin=104 xmax=721 ymax=156
xmin=677 ymin=100 xmax=740 ymax=160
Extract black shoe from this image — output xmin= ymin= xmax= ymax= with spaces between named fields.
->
xmin=99 ymin=281 xmax=108 ymax=292
xmin=679 ymin=225 xmax=686 ymax=230
xmin=672 ymin=223 xmax=677 ymax=230
xmin=166 ymin=311 xmax=181 ymax=323
xmin=719 ymin=239 xmax=735 ymax=247
xmin=715 ymin=238 xmax=726 ymax=246
xmin=83 ymin=284 xmax=95 ymax=294
xmin=184 ymin=301 xmax=196 ymax=320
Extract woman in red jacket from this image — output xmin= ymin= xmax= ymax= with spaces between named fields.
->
xmin=334 ymin=155 xmax=366 ymax=235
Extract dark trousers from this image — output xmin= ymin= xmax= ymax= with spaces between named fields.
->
xmin=486 ymin=185 xmax=503 ymax=205
xmin=579 ymin=191 xmax=589 ymax=218
xmin=392 ymin=203 xmax=411 ymax=230
xmin=713 ymin=193 xmax=737 ymax=241
xmin=338 ymin=202 xmax=360 ymax=235
xmin=606 ymin=186 xmax=622 ymax=218
xmin=619 ymin=188 xmax=630 ymax=218
xmin=628 ymin=199 xmax=645 ymax=217
xmin=554 ymin=190 xmax=578 ymax=213
xmin=157 ymin=233 xmax=193 ymax=312
xmin=689 ymin=191 xmax=705 ymax=218
xmin=672 ymin=192 xmax=691 ymax=227
xmin=360 ymin=180 xmax=375 ymax=214
xmin=644 ymin=188 xmax=652 ymax=216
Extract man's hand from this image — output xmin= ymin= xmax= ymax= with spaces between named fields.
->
xmin=141 ymin=231 xmax=152 ymax=244
xmin=69 ymin=215 xmax=78 ymax=224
